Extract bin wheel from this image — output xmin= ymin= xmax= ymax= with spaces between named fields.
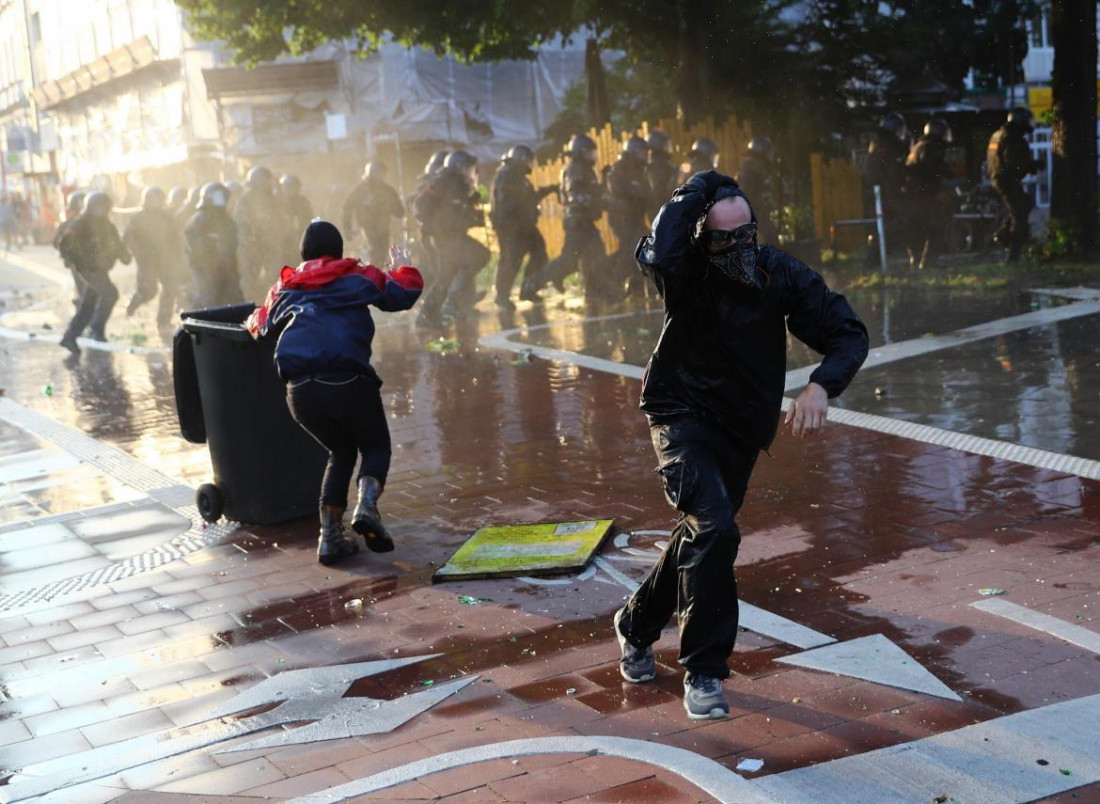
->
xmin=197 ymin=484 xmax=225 ymax=523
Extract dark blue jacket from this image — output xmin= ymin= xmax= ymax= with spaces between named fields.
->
xmin=250 ymin=257 xmax=423 ymax=382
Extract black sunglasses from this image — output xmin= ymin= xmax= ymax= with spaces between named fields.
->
xmin=700 ymin=222 xmax=756 ymax=249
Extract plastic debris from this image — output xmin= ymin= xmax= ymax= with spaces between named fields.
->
xmin=344 ymin=599 xmax=364 ymax=614
xmin=1060 ymin=769 xmax=1072 ymax=776
xmin=510 ymin=348 xmax=534 ymax=365
xmin=978 ymin=588 xmax=1005 ymax=596
xmin=736 ymin=758 xmax=765 ymax=772
xmin=458 ymin=595 xmax=492 ymax=605
xmin=1037 ymin=759 xmax=1049 ymax=766
xmin=420 ymin=679 xmax=434 ymax=687
xmin=566 ymin=688 xmax=577 ymax=695
xmin=426 ymin=337 xmax=460 ymax=354
xmin=43 ymin=383 xmax=53 ymax=396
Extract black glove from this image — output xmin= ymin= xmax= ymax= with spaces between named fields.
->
xmin=682 ymin=169 xmax=738 ymax=202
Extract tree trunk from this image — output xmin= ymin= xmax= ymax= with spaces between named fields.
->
xmin=675 ymin=0 xmax=714 ymax=126
xmin=584 ymin=38 xmax=611 ymax=129
xmin=1050 ymin=0 xmax=1098 ymax=253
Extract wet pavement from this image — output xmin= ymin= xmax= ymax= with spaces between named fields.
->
xmin=0 ymin=245 xmax=1099 ymax=802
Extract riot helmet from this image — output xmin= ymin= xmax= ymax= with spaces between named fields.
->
xmin=66 ymin=190 xmax=86 ymax=215
xmin=364 ymin=160 xmax=388 ymax=180
xmin=83 ymin=191 xmax=112 ymax=217
xmin=566 ymin=134 xmax=598 ymax=163
xmin=245 ymin=166 xmax=275 ymax=193
xmin=141 ymin=186 xmax=167 ymax=210
xmin=166 ymin=187 xmax=187 ymax=209
xmin=425 ymin=150 xmax=449 ymax=175
xmin=623 ymin=135 xmax=648 ymax=161
xmin=197 ymin=182 xmax=229 ymax=209
xmin=1007 ymin=107 xmax=1034 ymax=132
xmin=279 ymin=174 xmax=302 ymax=194
xmin=646 ymin=130 xmax=671 ymax=155
xmin=923 ymin=118 xmax=952 ymax=143
xmin=879 ymin=112 xmax=908 ymax=140
xmin=746 ymin=136 xmax=774 ymax=160
xmin=505 ymin=144 xmax=535 ymax=169
xmin=444 ymin=150 xmax=478 ymax=174
xmin=689 ymin=137 xmax=720 ymax=167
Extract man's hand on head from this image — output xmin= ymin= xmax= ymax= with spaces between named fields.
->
xmin=784 ymin=382 xmax=829 ymax=440
xmin=684 ymin=170 xmax=736 ymax=202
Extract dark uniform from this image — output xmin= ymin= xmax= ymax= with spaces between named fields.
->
xmin=54 ymin=191 xmax=88 ymax=307
xmin=646 ymin=131 xmax=680 ymax=214
xmin=988 ymin=108 xmax=1037 ymax=262
xmin=735 ymin=137 xmax=777 ymax=244
xmin=864 ymin=113 xmax=909 ymax=250
xmin=58 ymin=192 xmax=132 ymax=352
xmin=342 ymin=163 xmax=405 ymax=267
xmin=123 ymin=187 xmax=186 ymax=332
xmin=678 ymin=137 xmax=720 ymax=185
xmin=904 ymin=119 xmax=951 ymax=269
xmin=185 ymin=183 xmax=244 ymax=308
xmin=605 ymin=136 xmax=651 ymax=301
xmin=489 ymin=146 xmax=553 ymax=308
xmin=235 ymin=167 xmax=284 ymax=298
xmin=523 ymin=134 xmax=605 ymax=302
xmin=414 ymin=151 xmax=490 ymax=324
xmin=278 ymin=175 xmax=314 ymax=266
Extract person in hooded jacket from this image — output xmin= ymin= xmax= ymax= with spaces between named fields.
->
xmin=248 ymin=221 xmax=423 ymax=565
xmin=613 ymin=170 xmax=868 ymax=721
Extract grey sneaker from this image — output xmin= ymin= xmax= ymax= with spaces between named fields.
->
xmin=613 ymin=607 xmax=655 ymax=683
xmin=683 ymin=673 xmax=730 ymax=720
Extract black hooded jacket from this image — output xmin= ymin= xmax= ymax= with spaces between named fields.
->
xmin=635 ymin=171 xmax=869 ymax=450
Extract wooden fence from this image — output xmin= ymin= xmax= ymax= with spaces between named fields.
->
xmin=809 ymin=153 xmax=867 ymax=254
xmin=530 ymin=116 xmax=754 ymax=258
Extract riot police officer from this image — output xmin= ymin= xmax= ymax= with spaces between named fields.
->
xmin=57 ymin=192 xmax=132 ymax=353
xmin=735 ymin=136 xmax=778 ymax=244
xmin=415 ymin=150 xmax=490 ymax=324
xmin=54 ymin=190 xmax=87 ymax=306
xmin=235 ymin=166 xmax=284 ymax=298
xmin=410 ymin=150 xmax=449 ymax=270
xmin=864 ymin=112 xmax=910 ymax=252
xmin=904 ymin=118 xmax=952 ymax=269
xmin=278 ymin=174 xmax=314 ymax=265
xmin=605 ymin=135 xmax=651 ymax=301
xmin=123 ymin=186 xmax=186 ymax=333
xmin=680 ymin=137 xmax=720 ymax=183
xmin=489 ymin=145 xmax=555 ymax=308
xmin=988 ymin=107 xmax=1038 ymax=263
xmin=342 ymin=161 xmax=405 ymax=266
xmin=184 ymin=182 xmax=244 ymax=308
xmin=645 ymin=130 xmax=679 ymax=212
xmin=521 ymin=134 xmax=605 ymax=303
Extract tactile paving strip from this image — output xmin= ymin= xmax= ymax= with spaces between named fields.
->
xmin=0 ymin=397 xmax=237 ymax=613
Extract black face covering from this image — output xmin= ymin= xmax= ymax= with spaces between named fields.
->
xmin=706 ymin=243 xmax=759 ymax=288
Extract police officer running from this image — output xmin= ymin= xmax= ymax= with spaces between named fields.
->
xmin=489 ymin=145 xmax=556 ymax=309
xmin=342 ymin=161 xmax=405 ymax=267
xmin=735 ymin=136 xmax=778 ymax=244
xmin=903 ymin=118 xmax=952 ymax=270
xmin=57 ymin=192 xmax=132 ymax=353
xmin=864 ymin=112 xmax=910 ymax=251
xmin=604 ymin=135 xmax=652 ymax=302
xmin=414 ymin=150 xmax=490 ymax=325
xmin=184 ymin=182 xmax=244 ymax=308
xmin=987 ymin=107 xmax=1038 ymax=263
xmin=235 ymin=166 xmax=284 ymax=298
xmin=521 ymin=134 xmax=605 ymax=303
xmin=123 ymin=186 xmax=186 ymax=335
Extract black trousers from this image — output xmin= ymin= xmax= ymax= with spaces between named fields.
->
xmin=535 ymin=218 xmax=604 ymax=298
xmin=286 ymin=374 xmax=391 ymax=508
xmin=620 ymin=416 xmax=758 ymax=679
xmin=993 ymin=180 xmax=1034 ymax=259
xmin=495 ymin=224 xmax=547 ymax=302
xmin=64 ymin=268 xmax=118 ymax=342
xmin=417 ymin=233 xmax=490 ymax=321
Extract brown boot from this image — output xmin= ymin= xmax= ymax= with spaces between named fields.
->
xmin=351 ymin=477 xmax=394 ymax=553
xmin=318 ymin=505 xmax=359 ymax=566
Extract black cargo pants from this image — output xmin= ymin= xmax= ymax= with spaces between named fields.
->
xmin=619 ymin=415 xmax=758 ymax=679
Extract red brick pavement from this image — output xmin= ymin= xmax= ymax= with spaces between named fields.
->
xmin=0 ymin=316 xmax=1099 ymax=801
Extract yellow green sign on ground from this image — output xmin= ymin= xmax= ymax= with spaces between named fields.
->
xmin=433 ymin=520 xmax=615 ymax=582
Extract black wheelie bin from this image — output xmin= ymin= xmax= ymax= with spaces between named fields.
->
xmin=173 ymin=303 xmax=327 ymax=524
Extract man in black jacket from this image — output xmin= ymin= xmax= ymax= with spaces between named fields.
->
xmin=490 ymin=145 xmax=555 ymax=309
xmin=613 ymin=170 xmax=868 ymax=720
xmin=987 ymin=107 xmax=1038 ymax=263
